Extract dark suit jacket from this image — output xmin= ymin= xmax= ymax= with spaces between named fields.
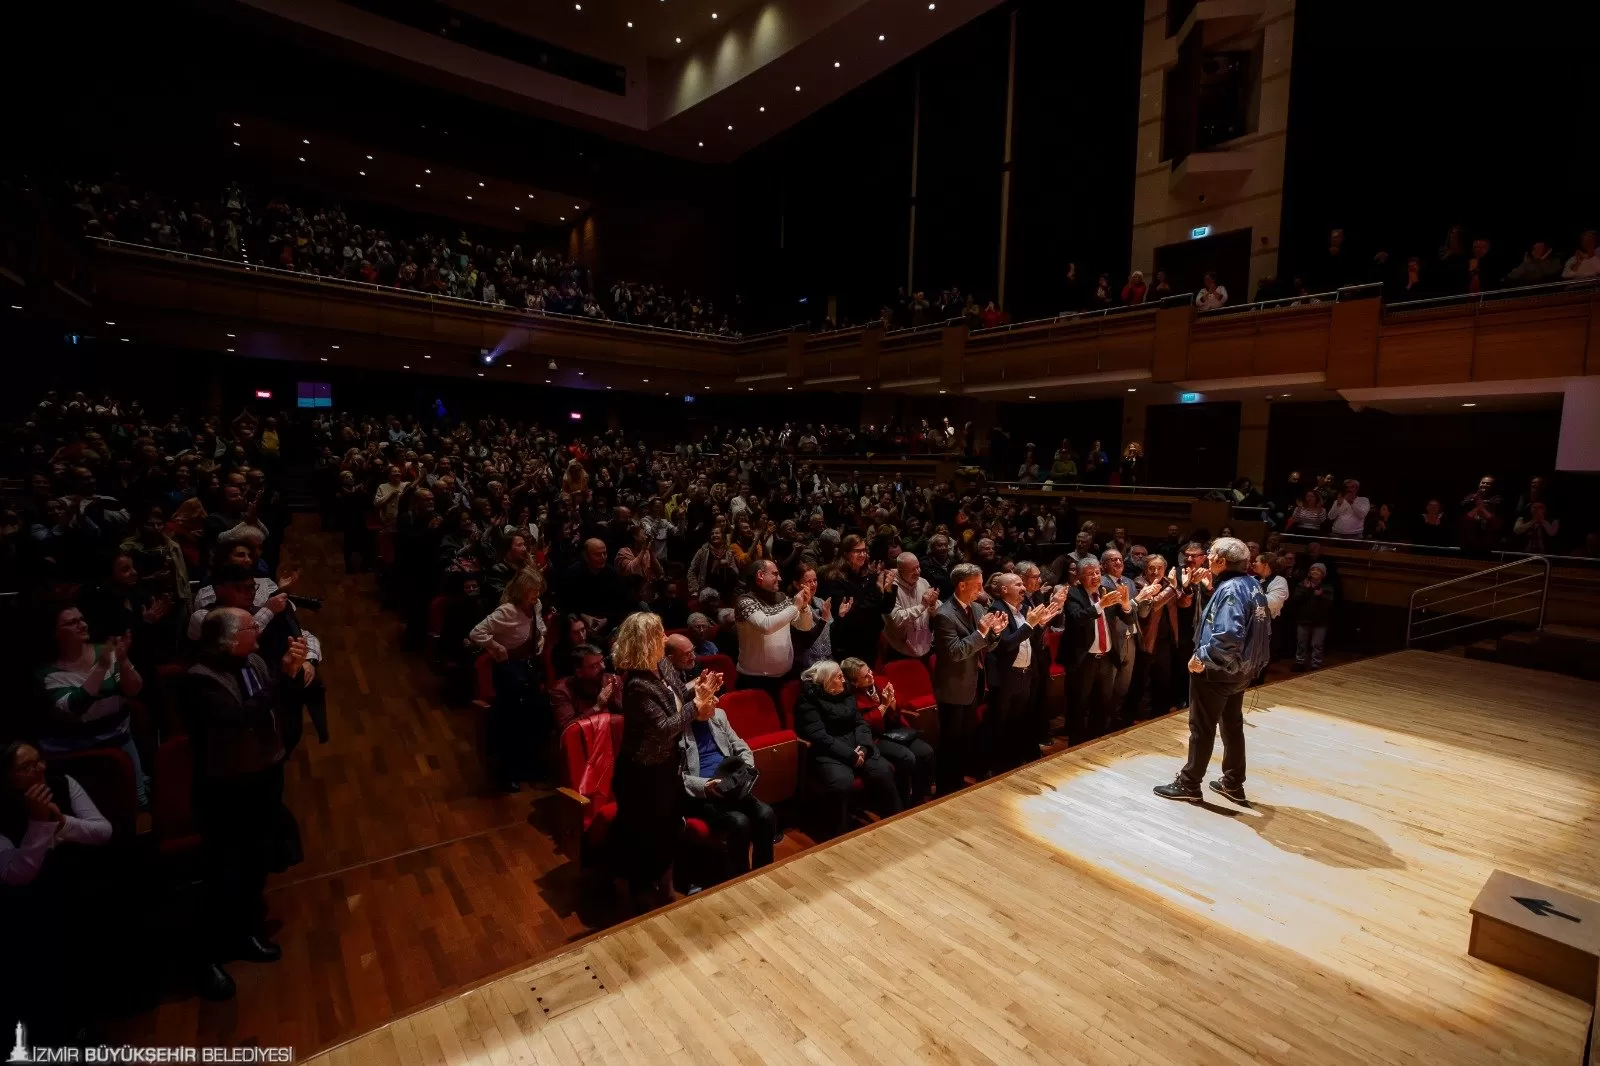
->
xmin=931 ymin=597 xmax=998 ymax=705
xmin=1059 ymin=584 xmax=1116 ymax=669
xmin=1099 ymin=574 xmax=1139 ymax=662
xmin=985 ymin=604 xmax=1046 ymax=695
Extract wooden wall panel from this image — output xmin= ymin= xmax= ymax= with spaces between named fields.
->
xmin=1151 ymin=305 xmax=1193 ymax=382
xmin=1254 ymin=309 xmax=1332 ymax=375
xmin=1376 ymin=319 xmax=1474 ymax=386
xmin=256 ymin=291 xmax=326 ymax=329
xmin=1472 ymin=306 xmax=1590 ymax=380
xmin=1324 ymin=297 xmax=1381 ymax=389
xmin=1186 ymin=321 xmax=1257 ymax=379
xmin=188 ymin=279 xmax=263 ymax=319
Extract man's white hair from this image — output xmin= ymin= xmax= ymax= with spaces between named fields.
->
xmin=1209 ymin=536 xmax=1251 ymax=570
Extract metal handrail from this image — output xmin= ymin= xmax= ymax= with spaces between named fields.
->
xmin=1405 ymin=555 xmax=1550 ymax=648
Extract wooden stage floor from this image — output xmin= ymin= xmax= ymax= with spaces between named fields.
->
xmin=304 ymin=650 xmax=1600 ymax=1066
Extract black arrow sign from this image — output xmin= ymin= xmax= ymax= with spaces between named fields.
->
xmin=1513 ymin=896 xmax=1582 ymax=923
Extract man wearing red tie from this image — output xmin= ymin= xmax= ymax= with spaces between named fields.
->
xmin=1058 ymin=559 xmax=1122 ymax=743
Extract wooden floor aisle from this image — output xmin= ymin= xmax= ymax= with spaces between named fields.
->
xmin=302 ymin=650 xmax=1600 ymax=1066
xmin=116 ymin=518 xmax=609 ymax=1051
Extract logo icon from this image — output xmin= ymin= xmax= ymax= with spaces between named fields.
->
xmin=7 ymin=1021 xmax=29 ymax=1063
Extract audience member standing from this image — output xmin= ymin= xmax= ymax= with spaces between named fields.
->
xmin=884 ymin=552 xmax=937 ymax=662
xmin=821 ymin=535 xmax=893 ymax=664
xmin=983 ymin=573 xmax=1062 ymax=775
xmin=182 ymin=608 xmax=307 ymax=1001
xmin=733 ymin=559 xmax=814 ymax=702
xmin=930 ymin=563 xmax=1006 ymax=794
xmin=1328 ymin=479 xmax=1371 ymax=540
xmin=611 ymin=612 xmax=722 ymax=909
xmin=1061 ymin=560 xmax=1118 ymax=743
xmin=468 ymin=569 xmax=549 ymax=792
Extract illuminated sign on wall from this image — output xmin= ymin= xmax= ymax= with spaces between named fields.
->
xmin=1180 ymin=392 xmax=1202 ymax=404
xmin=1190 ymin=225 xmax=1212 ymax=239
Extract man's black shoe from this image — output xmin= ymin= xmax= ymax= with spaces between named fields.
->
xmin=1208 ymin=779 xmax=1248 ymax=804
xmin=1291 ymin=662 xmax=1307 ymax=673
xmin=1153 ymin=782 xmax=1202 ymax=801
xmin=238 ymin=935 xmax=282 ymax=963
xmin=196 ymin=963 xmax=237 ymax=1001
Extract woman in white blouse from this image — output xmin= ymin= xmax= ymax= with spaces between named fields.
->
xmin=469 ymin=569 xmax=549 ymax=792
xmin=0 ymin=740 xmax=113 ymax=887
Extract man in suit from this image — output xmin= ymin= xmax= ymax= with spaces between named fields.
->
xmin=1098 ymin=548 xmax=1140 ymax=729
xmin=1016 ymin=561 xmax=1058 ymax=748
xmin=930 ymin=562 xmax=1008 ymax=795
xmin=983 ymin=572 xmax=1064 ymax=775
xmin=1058 ymin=559 xmax=1121 ymax=743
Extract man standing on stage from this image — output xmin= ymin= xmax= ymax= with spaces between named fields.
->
xmin=1154 ymin=537 xmax=1270 ymax=805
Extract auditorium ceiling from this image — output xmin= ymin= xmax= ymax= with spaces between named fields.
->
xmin=228 ymin=0 xmax=1007 ymax=160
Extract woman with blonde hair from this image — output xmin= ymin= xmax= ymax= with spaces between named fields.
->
xmin=611 ymin=611 xmax=723 ymax=908
xmin=469 ymin=568 xmax=548 ymax=792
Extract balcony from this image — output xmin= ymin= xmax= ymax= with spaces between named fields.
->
xmin=87 ymin=239 xmax=1600 ymax=400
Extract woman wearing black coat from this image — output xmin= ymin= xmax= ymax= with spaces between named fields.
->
xmin=792 ymin=660 xmax=901 ymax=839
xmin=610 ymin=611 xmax=723 ymax=909
xmin=819 ymin=535 xmax=894 ymax=664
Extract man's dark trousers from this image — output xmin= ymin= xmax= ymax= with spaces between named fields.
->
xmin=1176 ymin=673 xmax=1247 ymax=790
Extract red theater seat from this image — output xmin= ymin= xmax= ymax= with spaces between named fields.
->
xmin=882 ymin=658 xmax=938 ymax=744
xmin=151 ymin=736 xmax=202 ymax=861
xmin=778 ymin=680 xmax=802 ymax=730
xmin=49 ymin=746 xmax=138 ymax=844
xmin=696 ymin=653 xmax=736 ymax=684
xmin=554 ymin=714 xmax=712 ymax=870
xmin=717 ymin=689 xmax=801 ymax=806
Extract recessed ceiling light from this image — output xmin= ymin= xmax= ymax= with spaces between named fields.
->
xmin=711 ymin=11 xmax=718 ymax=18
xmin=786 ymin=386 xmax=794 ymax=390
xmin=697 ymin=141 xmax=704 ymax=147
xmin=675 ymin=36 xmax=682 ymax=43
xmin=359 ymin=171 xmax=366 ymax=176
xmin=9 ymin=305 xmax=21 ymax=310
xmin=574 ymin=204 xmax=581 ymax=210
xmin=606 ymin=385 xmax=613 ymax=390
xmin=514 ymin=206 xmax=520 ymax=211
xmin=226 ymin=348 xmax=235 ymax=353
xmin=1462 ymin=402 xmax=1477 ymax=407
xmin=423 ymin=354 xmax=431 ymax=359
xmin=878 ymin=33 xmax=886 ymax=41
xmin=758 ymin=106 xmax=765 ymax=112
xmin=297 ymin=156 xmax=305 ymax=162
xmin=504 ymin=363 xmax=512 ymax=368
xmin=120 ymin=337 xmax=130 ymax=343
xmin=366 ymin=154 xmax=373 ymax=160
xmin=627 ymin=21 xmax=633 ymax=27
xmin=478 ymin=182 xmax=485 ymax=187
xmin=1127 ymin=387 xmax=1137 ymax=392
xmin=415 ymin=183 xmax=422 ymax=188
xmin=574 ymin=2 xmax=581 ymax=9
xmin=331 ymin=345 xmax=340 ymax=349
xmin=320 ymin=357 xmax=328 ymax=362
xmin=938 ymin=389 xmax=947 ymax=394
xmin=928 ymin=2 xmax=936 ymax=9
xmin=424 ymin=168 xmax=431 ymax=174
xmin=560 ymin=216 xmax=566 ymax=221
xmin=1028 ymin=395 xmax=1037 ymax=399
xmin=1281 ymin=393 xmax=1291 ymax=398
xmin=226 ymin=333 xmax=235 ymax=337
xmin=643 ymin=378 xmax=650 ymax=382
xmin=865 ymin=386 xmax=872 ymax=391
xmin=545 ymin=379 xmax=552 ymax=383
xmin=727 ymin=124 xmax=733 ymax=130
xmin=794 ymin=85 xmax=801 ymax=92
xmin=466 ymin=195 xmax=473 ymax=200
xmin=105 ymin=320 xmax=115 ymax=325
xmin=527 ymin=193 xmax=535 ymax=199
xmin=302 ymin=138 xmax=310 ymax=145
xmin=403 ymin=364 xmax=410 ymax=369
xmin=578 ymin=371 xmax=584 ymax=376
xmin=232 ymin=121 xmax=240 ymax=127
xmin=703 ymin=385 xmax=709 ymax=390
xmin=232 ymin=141 xmax=240 ymax=147
xmin=747 ymin=387 xmax=754 ymax=391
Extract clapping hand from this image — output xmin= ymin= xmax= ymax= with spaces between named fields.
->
xmin=877 ymin=570 xmax=896 ymax=594
xmin=282 ymin=635 xmax=309 ymax=677
xmin=982 ymin=609 xmax=1009 ymax=635
xmin=837 ymin=597 xmax=854 ymax=618
xmin=921 ymin=587 xmax=940 ymax=610
xmin=1025 ymin=599 xmax=1061 ymax=628
xmin=792 ymin=584 xmax=812 ymax=611
xmin=277 ymin=568 xmax=300 ymax=592
xmin=24 ymin=783 xmax=61 ymax=824
xmin=143 ymin=594 xmax=172 ymax=624
xmin=853 ymin=745 xmax=866 ymax=769
xmin=1187 ymin=655 xmax=1205 ymax=674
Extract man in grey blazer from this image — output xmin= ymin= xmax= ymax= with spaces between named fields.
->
xmin=930 ymin=562 xmax=1008 ymax=795
xmin=1099 ymin=547 xmax=1141 ymax=730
